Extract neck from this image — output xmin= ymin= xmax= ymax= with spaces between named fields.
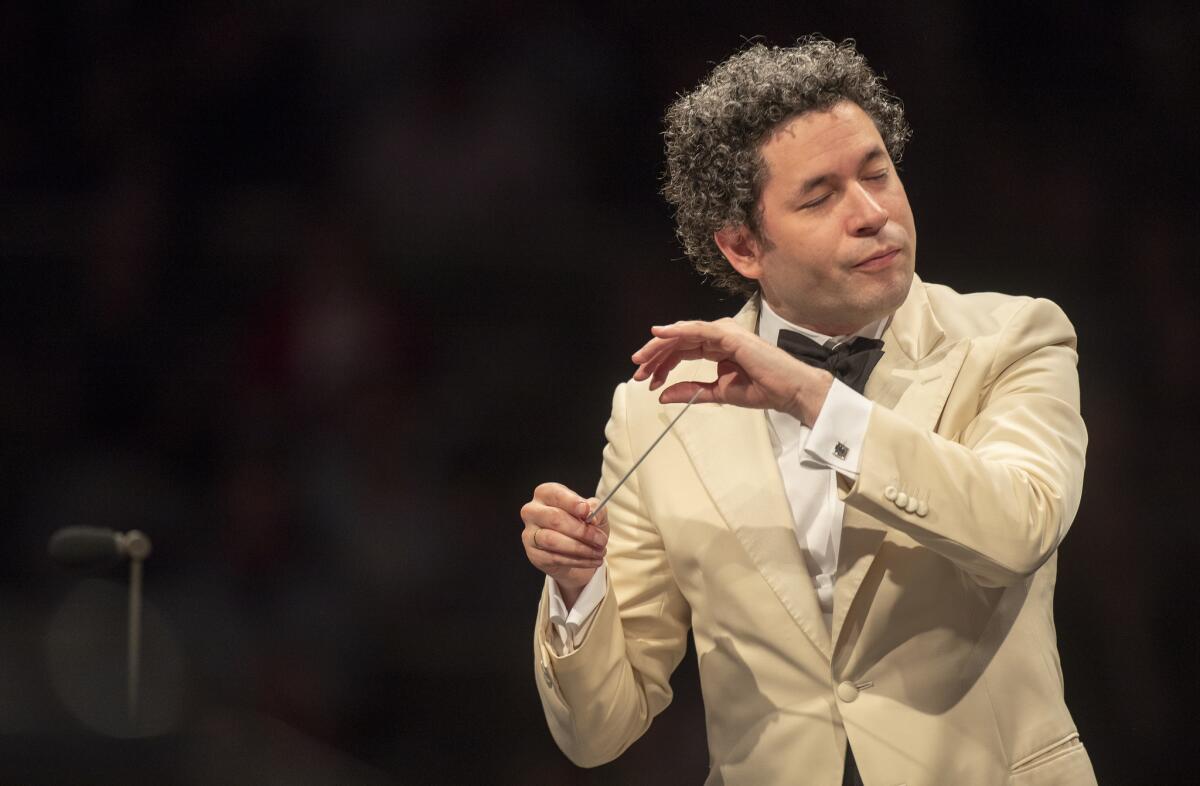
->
xmin=761 ymin=296 xmax=872 ymax=339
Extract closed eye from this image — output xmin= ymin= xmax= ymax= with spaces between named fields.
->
xmin=800 ymin=193 xmax=832 ymax=210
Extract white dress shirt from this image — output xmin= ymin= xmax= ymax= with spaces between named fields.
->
xmin=547 ymin=302 xmax=886 ymax=651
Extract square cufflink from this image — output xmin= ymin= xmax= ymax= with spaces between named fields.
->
xmin=833 ymin=442 xmax=849 ymax=460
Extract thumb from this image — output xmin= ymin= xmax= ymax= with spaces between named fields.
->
xmin=658 ymin=380 xmax=716 ymax=405
xmin=584 ymin=497 xmax=609 ymax=531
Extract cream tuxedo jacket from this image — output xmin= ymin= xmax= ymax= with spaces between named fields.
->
xmin=534 ymin=276 xmax=1097 ymax=786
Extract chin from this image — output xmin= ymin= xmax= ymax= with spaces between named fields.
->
xmin=859 ymin=266 xmax=913 ymax=323
xmin=887 ymin=265 xmax=915 ymax=303
xmin=882 ymin=255 xmax=913 ymax=289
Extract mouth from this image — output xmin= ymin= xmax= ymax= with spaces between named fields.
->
xmin=854 ymin=247 xmax=900 ymax=271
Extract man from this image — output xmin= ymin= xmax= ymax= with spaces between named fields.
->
xmin=520 ymin=38 xmax=1096 ymax=786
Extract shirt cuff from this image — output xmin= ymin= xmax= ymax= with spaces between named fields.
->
xmin=546 ymin=564 xmax=608 ymax=655
xmin=804 ymin=378 xmax=873 ymax=478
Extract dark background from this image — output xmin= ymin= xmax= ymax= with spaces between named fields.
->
xmin=1 ymin=1 xmax=1195 ymax=783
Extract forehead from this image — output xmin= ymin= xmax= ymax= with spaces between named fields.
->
xmin=759 ymin=102 xmax=885 ymax=183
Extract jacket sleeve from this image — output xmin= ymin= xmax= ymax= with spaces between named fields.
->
xmin=844 ymin=297 xmax=1087 ymax=587
xmin=533 ymin=381 xmax=692 ymax=767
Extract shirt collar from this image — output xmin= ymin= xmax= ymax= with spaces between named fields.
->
xmin=756 ymin=297 xmax=890 ymax=348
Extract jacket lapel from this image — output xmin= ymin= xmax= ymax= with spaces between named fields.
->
xmin=671 ymin=297 xmax=834 ymax=659
xmin=830 ymin=276 xmax=970 ymax=647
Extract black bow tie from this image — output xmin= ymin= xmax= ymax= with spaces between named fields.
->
xmin=776 ymin=330 xmax=884 ymax=394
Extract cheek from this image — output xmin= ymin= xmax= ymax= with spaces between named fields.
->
xmin=760 ymin=218 xmax=844 ymax=285
xmin=887 ymin=193 xmax=916 ymax=231
xmin=766 ymin=242 xmax=824 ymax=286
xmin=778 ymin=227 xmax=836 ymax=269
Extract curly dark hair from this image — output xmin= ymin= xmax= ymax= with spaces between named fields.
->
xmin=662 ymin=37 xmax=912 ymax=297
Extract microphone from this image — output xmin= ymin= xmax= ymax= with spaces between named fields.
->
xmin=47 ymin=526 xmax=153 ymax=728
xmin=48 ymin=527 xmax=152 ymax=567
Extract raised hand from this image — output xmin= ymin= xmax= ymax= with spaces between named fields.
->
xmin=631 ymin=318 xmax=833 ymax=425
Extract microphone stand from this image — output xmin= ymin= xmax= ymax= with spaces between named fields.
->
xmin=117 ymin=531 xmax=152 ymax=728
xmin=48 ymin=526 xmax=154 ymax=732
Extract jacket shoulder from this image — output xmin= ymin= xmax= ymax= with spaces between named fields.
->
xmin=921 ymin=281 xmax=1076 ymax=347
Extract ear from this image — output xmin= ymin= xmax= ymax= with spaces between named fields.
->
xmin=714 ymin=225 xmax=765 ymax=281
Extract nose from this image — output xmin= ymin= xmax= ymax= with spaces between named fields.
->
xmin=846 ymin=183 xmax=888 ymax=236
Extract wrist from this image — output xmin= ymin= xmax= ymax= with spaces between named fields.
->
xmin=786 ymin=369 xmax=834 ymax=426
xmin=560 ymin=584 xmax=584 ymax=609
xmin=555 ymin=572 xmax=593 ymax=609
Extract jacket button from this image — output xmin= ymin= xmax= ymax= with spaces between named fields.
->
xmin=895 ymin=492 xmax=909 ymax=508
xmin=905 ymin=497 xmax=919 ymax=514
xmin=916 ymin=501 xmax=928 ymax=517
xmin=883 ymin=485 xmax=897 ymax=501
xmin=836 ymin=681 xmax=859 ymax=702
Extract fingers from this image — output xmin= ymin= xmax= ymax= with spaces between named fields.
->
xmin=631 ymin=323 xmax=720 ymax=366
xmin=522 ymin=499 xmax=607 ymax=545
xmin=583 ymin=496 xmax=607 ymax=530
xmin=632 ymin=321 xmax=741 ymax=390
xmin=631 ymin=337 xmax=680 ymax=384
xmin=633 ymin=340 xmax=711 ymax=390
xmin=647 ymin=319 xmax=732 ymax=346
xmin=522 ymin=486 xmax=609 ymax=560
xmin=631 ymin=333 xmax=680 ymax=366
xmin=532 ymin=481 xmax=587 ymax=511
xmin=520 ymin=486 xmax=610 ymax=579
xmin=631 ymin=322 xmax=714 ymax=366
xmin=523 ymin=525 xmax=605 ymax=568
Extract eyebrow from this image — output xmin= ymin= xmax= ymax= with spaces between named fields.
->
xmin=793 ymin=147 xmax=889 ymax=198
